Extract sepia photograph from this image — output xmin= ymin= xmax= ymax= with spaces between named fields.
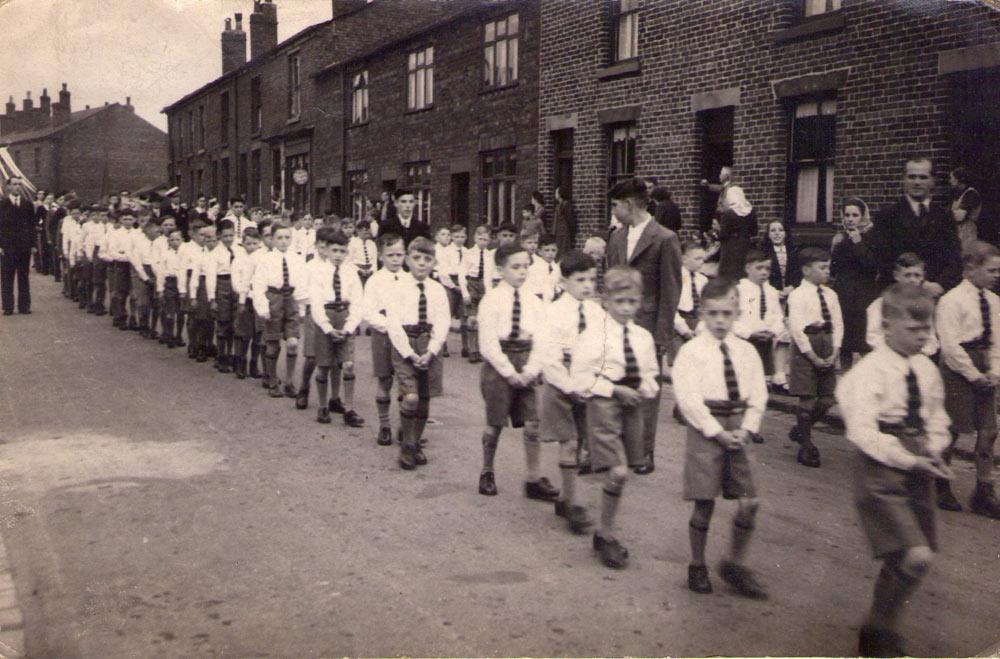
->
xmin=1 ymin=0 xmax=999 ymax=656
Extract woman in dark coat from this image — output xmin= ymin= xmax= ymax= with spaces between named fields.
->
xmin=831 ymin=197 xmax=880 ymax=368
xmin=760 ymin=220 xmax=800 ymax=394
xmin=553 ymin=187 xmax=576 ymax=256
xmin=716 ymin=185 xmax=757 ymax=280
xmin=650 ymin=186 xmax=682 ymax=232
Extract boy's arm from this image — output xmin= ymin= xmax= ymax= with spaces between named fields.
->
xmin=835 ymin=366 xmax=920 ymax=470
xmin=830 ymin=291 xmax=844 ymax=351
xmin=673 ymin=344 xmax=725 ymax=438
xmin=990 ymin=296 xmax=1000 ymax=377
xmin=569 ymin=327 xmax=615 ymax=399
xmin=250 ymin=259 xmax=267 ymax=313
xmin=386 ymin=304 xmax=416 ymax=359
xmin=739 ymin=344 xmax=768 ymax=434
xmin=539 ymin=317 xmax=575 ymax=395
xmin=478 ymin=292 xmax=517 ymax=378
xmin=457 ymin=253 xmax=470 ymax=298
xmin=924 ymin=366 xmax=952 ymax=458
xmin=786 ymin=288 xmax=813 ymax=354
xmin=865 ymin=300 xmax=883 ymax=351
xmin=206 ymin=252 xmax=219 ymax=300
xmin=311 ymin=277 xmax=334 ymax=334
xmin=521 ymin=297 xmax=546 ymax=379
xmin=936 ymin=296 xmax=983 ymax=381
xmin=765 ymin=286 xmax=785 ymax=336
xmin=427 ymin=283 xmax=451 ymax=355
xmin=637 ymin=330 xmax=660 ymax=399
xmin=342 ymin=270 xmax=365 ymax=335
xmin=363 ymin=281 xmax=389 ymax=334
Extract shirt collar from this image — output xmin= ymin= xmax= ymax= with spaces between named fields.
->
xmin=906 ymin=196 xmax=930 ymax=215
xmin=629 ymin=214 xmax=652 ymax=235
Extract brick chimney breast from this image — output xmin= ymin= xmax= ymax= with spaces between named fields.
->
xmin=250 ymin=0 xmax=278 ymax=61
xmin=222 ymin=14 xmax=248 ymax=74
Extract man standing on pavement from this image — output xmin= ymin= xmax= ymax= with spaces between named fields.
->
xmin=606 ymin=177 xmax=682 ymax=474
xmin=0 ymin=175 xmax=38 ymax=315
xmin=871 ymin=157 xmax=962 ymax=295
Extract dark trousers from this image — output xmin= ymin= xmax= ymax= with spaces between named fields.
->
xmin=0 ymin=249 xmax=32 ymax=313
xmin=51 ymin=246 xmax=62 ymax=281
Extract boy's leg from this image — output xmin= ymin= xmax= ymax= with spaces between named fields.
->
xmin=718 ymin=497 xmax=768 ymax=599
xmin=341 ymin=360 xmax=364 ymax=427
xmin=860 ymin=547 xmax=932 ymax=656
xmin=688 ymin=499 xmax=715 ymax=593
xmin=249 ymin=331 xmax=262 ymax=378
xmin=375 ymin=376 xmax=394 ymax=445
xmin=314 ymin=366 xmax=331 ymax=423
xmin=265 ymin=340 xmax=282 ymax=396
xmin=594 ymin=465 xmax=629 ymax=569
xmin=284 ymin=336 xmax=299 ymax=396
xmin=970 ymin=425 xmax=1000 ymax=517
xmin=328 ymin=364 xmax=343 ymax=408
xmin=792 ymin=395 xmax=822 ymax=467
xmin=297 ymin=356 xmax=317 ymax=409
xmin=399 ymin=392 xmax=420 ymax=469
xmin=479 ymin=425 xmax=502 ymax=495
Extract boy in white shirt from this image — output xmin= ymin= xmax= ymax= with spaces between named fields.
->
xmin=232 ymin=228 xmax=263 ymax=378
xmin=364 ymin=233 xmax=407 ymax=446
xmin=867 ymin=253 xmax=939 ymax=357
xmin=674 ymin=242 xmax=708 ymax=344
xmin=178 ymin=220 xmax=207 ymax=356
xmin=734 ymin=250 xmax=785 ymax=396
xmin=459 ymin=224 xmax=495 ymax=364
xmin=206 ymin=220 xmax=246 ymax=372
xmin=91 ymin=210 xmax=111 ymax=316
xmin=156 ymin=228 xmax=187 ymax=348
xmin=188 ymin=225 xmax=218 ymax=362
xmin=434 ymin=226 xmax=461 ymax=357
xmin=349 ymin=219 xmax=378 ymax=285
xmin=449 ymin=224 xmax=471 ymax=356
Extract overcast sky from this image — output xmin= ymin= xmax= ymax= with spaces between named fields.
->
xmin=0 ymin=0 xmax=332 ymax=132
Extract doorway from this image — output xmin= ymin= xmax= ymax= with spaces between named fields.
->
xmin=450 ymin=172 xmax=470 ymax=235
xmin=952 ymin=68 xmax=1000 ymax=245
xmin=553 ymin=129 xmax=574 ymax=208
xmin=697 ymin=107 xmax=734 ymax=233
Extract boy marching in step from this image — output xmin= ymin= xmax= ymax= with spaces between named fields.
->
xmin=348 ymin=219 xmax=377 ymax=286
xmin=295 ymin=231 xmax=330 ymax=410
xmin=433 ymin=225 xmax=461 ymax=357
xmin=571 ymin=266 xmax=659 ymax=568
xmin=128 ymin=217 xmax=160 ymax=338
xmin=837 ymin=284 xmax=953 ymax=657
xmin=449 ymin=224 xmax=471 ymax=357
xmin=108 ymin=211 xmax=134 ymax=329
xmin=231 ymin=228 xmax=263 ymax=378
xmin=673 ymin=277 xmax=769 ymax=597
xmin=866 ymin=253 xmax=939 ymax=358
xmin=458 ymin=224 xmax=495 ymax=364
xmin=179 ymin=220 xmax=207 ymax=357
xmin=188 ymin=225 xmax=219 ymax=362
xmin=674 ymin=241 xmax=709 ymax=346
xmin=150 ymin=216 xmax=177 ymax=342
xmin=734 ymin=249 xmax=785 ymax=409
xmin=206 ymin=220 xmax=245 ymax=373
xmin=155 ymin=228 xmax=187 ymax=348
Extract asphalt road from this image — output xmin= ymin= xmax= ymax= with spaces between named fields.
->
xmin=1 ymin=274 xmax=999 ymax=658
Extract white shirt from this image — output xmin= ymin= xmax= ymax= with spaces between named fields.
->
xmin=129 ymin=234 xmax=155 ymax=281
xmin=188 ymin=247 xmax=214 ymax=299
xmin=936 ymin=279 xmax=1000 ymax=381
xmin=787 ymin=279 xmax=844 ymax=353
xmin=150 ymin=234 xmax=169 ymax=267
xmin=675 ymin=267 xmax=709 ymax=336
xmin=571 ymin=315 xmax=659 ymax=400
xmin=292 ymin=226 xmax=315 ymax=258
xmin=309 ymin=260 xmax=365 ymax=335
xmin=250 ymin=249 xmax=309 ymax=312
xmin=673 ymin=332 xmax=768 ymax=437
xmin=206 ymin=242 xmax=246 ymax=299
xmin=773 ymin=244 xmax=788 ymax=280
xmin=225 ymin=213 xmax=256 ymax=245
xmin=458 ymin=246 xmax=495 ymax=298
xmin=385 ymin=273 xmax=451 ymax=359
xmin=866 ymin=297 xmax=939 ymax=357
xmin=349 ymin=236 xmax=377 ymax=272
xmin=155 ymin=248 xmax=187 ymax=295
xmin=478 ymin=280 xmax=545 ymax=379
xmin=61 ymin=218 xmax=81 ymax=260
xmin=178 ymin=240 xmax=203 ymax=275
xmin=525 ymin=256 xmax=560 ymax=302
xmin=231 ymin=249 xmax=260 ymax=303
xmin=733 ymin=278 xmax=785 ymax=339
xmin=539 ymin=294 xmax=605 ymax=394
xmin=625 ymin=214 xmax=652 ymax=261
xmin=836 ymin=346 xmax=951 ymax=470
xmin=363 ymin=267 xmax=405 ymax=334
xmin=106 ymin=226 xmax=133 ymax=262
xmin=435 ymin=243 xmax=462 ymax=279
xmin=97 ymin=224 xmax=113 ymax=262
xmin=79 ymin=221 xmax=102 ymax=260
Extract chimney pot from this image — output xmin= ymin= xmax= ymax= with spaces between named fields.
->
xmin=235 ymin=12 xmax=243 ymax=30
xmin=225 ymin=17 xmax=232 ymax=31
xmin=26 ymin=91 xmax=31 ymax=99
xmin=126 ymin=96 xmax=131 ymax=105
xmin=62 ymin=83 xmax=67 ymax=91
xmin=249 ymin=0 xmax=278 ymax=60
xmin=86 ymin=104 xmax=90 ymax=109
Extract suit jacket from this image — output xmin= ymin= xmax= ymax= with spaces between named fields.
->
xmin=379 ymin=215 xmax=431 ymax=247
xmin=871 ymin=198 xmax=962 ymax=290
xmin=0 ymin=195 xmax=37 ymax=252
xmin=653 ymin=200 xmax=682 ymax=233
xmin=607 ymin=219 xmax=683 ymax=350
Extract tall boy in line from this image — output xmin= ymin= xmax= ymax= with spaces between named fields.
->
xmin=108 ymin=212 xmax=134 ymax=329
xmin=296 ymin=230 xmax=331 ymax=409
xmin=206 ymin=220 xmax=246 ymax=372
xmin=232 ymin=228 xmax=263 ymax=378
xmin=458 ymin=224 xmax=495 ymax=364
xmin=156 ymin=228 xmax=187 ymax=348
xmin=571 ymin=266 xmax=659 ymax=568
xmin=674 ymin=278 xmax=769 ymax=598
xmin=348 ymin=219 xmax=377 ymax=286
xmin=128 ymin=217 xmax=160 ymax=338
xmin=477 ymin=242 xmax=558 ymax=501
xmin=837 ymin=284 xmax=953 ymax=656
xmin=91 ymin=210 xmax=110 ymax=316
xmin=734 ymin=249 xmax=785 ymax=402
xmin=189 ymin=225 xmax=219 ymax=362
xmin=385 ymin=237 xmax=450 ymax=469
xmin=673 ymin=241 xmax=709 ymax=345
xmin=150 ymin=215 xmax=177 ymax=341
xmin=450 ymin=223 xmax=471 ymax=357
xmin=179 ymin=220 xmax=208 ymax=355
xmin=787 ymin=248 xmax=843 ymax=468
xmin=434 ymin=225 xmax=461 ymax=357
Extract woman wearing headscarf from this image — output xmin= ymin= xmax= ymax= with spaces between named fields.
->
xmin=715 ymin=181 xmax=756 ymax=280
xmin=831 ymin=197 xmax=880 ymax=368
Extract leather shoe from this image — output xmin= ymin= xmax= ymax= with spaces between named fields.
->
xmin=268 ymin=385 xmax=285 ymax=398
xmin=970 ymin=481 xmax=1000 ymax=519
xmin=796 ymin=440 xmax=821 ymax=468
xmin=413 ymin=447 xmax=428 ymax=466
xmin=719 ymin=560 xmax=768 ymax=600
xmin=750 ymin=432 xmax=765 ymax=444
xmin=295 ymin=392 xmax=309 ymax=410
xmin=316 ymin=407 xmax=331 ymax=424
xmin=376 ymin=427 xmax=393 ymax=446
xmin=688 ymin=564 xmax=713 ymax=594
xmin=566 ymin=505 xmax=592 ymax=534
xmin=2 ymin=310 xmax=12 ymax=316
xmin=633 ymin=457 xmax=655 ymax=475
xmin=344 ymin=410 xmax=365 ymax=428
xmin=524 ymin=478 xmax=559 ymax=502
xmin=283 ymin=383 xmax=297 ymax=398
xmin=479 ymin=471 xmax=498 ymax=496
xmin=328 ymin=398 xmax=347 ymax=414
xmin=593 ymin=533 xmax=628 ymax=569
xmin=936 ymin=479 xmax=962 ymax=512
xmin=399 ymin=447 xmax=416 ymax=471
xmin=468 ymin=352 xmax=482 ymax=364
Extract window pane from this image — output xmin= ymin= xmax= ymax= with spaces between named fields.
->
xmin=796 ymin=166 xmax=820 ymax=223
xmin=795 ymin=101 xmax=818 ymax=118
xmin=408 ymin=72 xmax=415 ymax=108
xmin=825 ymin=165 xmax=835 ymax=223
xmin=510 ymin=37 xmax=518 ymax=81
xmin=630 ymin=13 xmax=638 ymax=57
xmin=497 ymin=19 xmax=506 ymax=37
xmin=409 ymin=52 xmax=416 ymax=70
xmin=509 ymin=182 xmax=517 ymax=223
xmin=416 ymin=69 xmax=424 ymax=108
xmin=804 ymin=0 xmax=826 ymax=16
xmin=497 ymin=40 xmax=508 ymax=85
xmin=509 ymin=13 xmax=518 ymax=34
xmin=484 ymin=44 xmax=495 ymax=85
xmin=426 ymin=47 xmax=433 ymax=65
xmin=416 ymin=51 xmax=424 ymax=66
xmin=485 ymin=21 xmax=495 ymax=42
xmin=831 ymin=0 xmax=843 ymax=10
xmin=820 ymin=98 xmax=837 ymax=115
xmin=426 ymin=66 xmax=433 ymax=105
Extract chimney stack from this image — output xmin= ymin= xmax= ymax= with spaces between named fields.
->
xmin=52 ymin=83 xmax=71 ymax=126
xmin=59 ymin=83 xmax=71 ymax=112
xmin=221 ymin=15 xmax=248 ymax=74
xmin=250 ymin=0 xmax=278 ymax=61
xmin=40 ymin=88 xmax=51 ymax=115
xmin=332 ymin=0 xmax=367 ymax=19
xmin=22 ymin=91 xmax=33 ymax=112
xmin=0 ymin=96 xmax=16 ymax=136
xmin=4 ymin=96 xmax=14 ymax=116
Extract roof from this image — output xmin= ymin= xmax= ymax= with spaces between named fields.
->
xmin=0 ymin=105 xmax=111 ymax=145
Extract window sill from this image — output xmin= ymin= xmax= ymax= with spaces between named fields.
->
xmin=480 ymin=80 xmax=520 ymax=96
xmin=348 ymin=120 xmax=369 ymax=129
xmin=770 ymin=11 xmax=846 ymax=44
xmin=286 ymin=115 xmax=301 ymax=125
xmin=405 ymin=105 xmax=435 ymax=116
xmin=596 ymin=58 xmax=641 ymax=81
xmin=250 ymin=130 xmax=261 ymax=139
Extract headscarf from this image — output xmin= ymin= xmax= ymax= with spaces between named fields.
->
xmin=723 ymin=184 xmax=753 ymax=217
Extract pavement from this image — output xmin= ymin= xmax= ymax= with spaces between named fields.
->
xmin=1 ymin=273 xmax=999 ymax=658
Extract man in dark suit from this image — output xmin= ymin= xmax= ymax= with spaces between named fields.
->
xmin=607 ymin=177 xmax=683 ymax=474
xmin=377 ymin=189 xmax=431 ymax=246
xmin=0 ymin=176 xmax=39 ymax=315
xmin=871 ymin=157 xmax=963 ymax=295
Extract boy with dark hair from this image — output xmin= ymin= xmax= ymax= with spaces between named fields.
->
xmin=459 ymin=224 xmax=495 ymax=364
xmin=107 ymin=211 xmax=134 ymax=329
xmin=450 ymin=223 xmax=471 ymax=356
xmin=674 ymin=277 xmax=769 ymax=597
xmin=533 ymin=232 xmax=561 ymax=301
xmin=295 ymin=231 xmax=330 ymax=409
xmin=232 ymin=228 xmax=263 ymax=378
xmin=674 ymin=241 xmax=708 ymax=344
xmin=156 ymin=228 xmax=186 ymax=348
xmin=129 ymin=218 xmax=161 ymax=338
xmin=433 ymin=225 xmax=460 ymax=357
xmin=364 ymin=232 xmax=407 ymax=445
xmin=386 ymin=237 xmax=450 ymax=469
xmin=179 ymin=220 xmax=207 ymax=354
xmin=837 ymin=284 xmax=953 ymax=656
xmin=866 ymin=253 xmax=938 ymax=357
xmin=91 ymin=210 xmax=111 ymax=316
xmin=349 ymin=219 xmax=377 ymax=285
xmin=206 ymin=219 xmax=245 ymax=372
xmin=734 ymin=249 xmax=784 ymax=397
xmin=787 ymin=247 xmax=843 ymax=468
xmin=477 ymin=242 xmax=556 ymax=500
xmin=189 ymin=225 xmax=219 ymax=362
xmin=571 ymin=266 xmax=659 ymax=568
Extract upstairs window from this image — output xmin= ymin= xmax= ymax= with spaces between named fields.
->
xmin=789 ymin=97 xmax=836 ymax=224
xmin=250 ymin=77 xmax=262 ymax=133
xmin=407 ymin=47 xmax=434 ymax=111
xmin=288 ymin=53 xmax=302 ymax=119
xmin=484 ymin=13 xmax=519 ymax=88
xmin=803 ymin=0 xmax=842 ymax=17
xmin=352 ymin=70 xmax=369 ymax=124
xmin=611 ymin=0 xmax=639 ymax=63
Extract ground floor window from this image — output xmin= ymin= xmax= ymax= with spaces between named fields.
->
xmin=482 ymin=149 xmax=516 ymax=226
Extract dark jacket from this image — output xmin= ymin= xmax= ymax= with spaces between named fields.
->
xmin=717 ymin=208 xmax=757 ymax=280
xmin=0 ymin=195 xmax=38 ymax=252
xmin=653 ymin=199 xmax=682 ymax=233
xmin=379 ymin=214 xmax=432 ymax=247
xmin=553 ymin=200 xmax=576 ymax=255
xmin=762 ymin=238 xmax=801 ymax=291
xmin=871 ymin=198 xmax=962 ymax=290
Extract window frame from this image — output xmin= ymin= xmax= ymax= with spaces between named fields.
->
xmin=801 ymin=0 xmax=842 ymax=19
xmin=250 ymin=77 xmax=262 ymax=135
xmin=348 ymin=170 xmax=368 ymax=221
xmin=787 ymin=95 xmax=837 ymax=225
xmin=403 ymin=161 xmax=433 ymax=225
xmin=610 ymin=0 xmax=639 ymax=64
xmin=288 ymin=52 xmax=302 ymax=120
xmin=481 ymin=149 xmax=517 ymax=227
xmin=483 ymin=13 xmax=519 ymax=90
xmin=351 ymin=69 xmax=369 ymax=125
xmin=608 ymin=122 xmax=638 ymax=191
xmin=407 ymin=46 xmax=435 ymax=112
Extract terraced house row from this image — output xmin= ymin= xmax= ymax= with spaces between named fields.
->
xmin=165 ymin=0 xmax=1000 ymax=244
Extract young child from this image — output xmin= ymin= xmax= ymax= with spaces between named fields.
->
xmin=91 ymin=211 xmax=110 ymax=316
xmin=349 ymin=219 xmax=378 ymax=285
xmin=492 ymin=223 xmax=518 ymax=287
xmin=866 ymin=253 xmax=939 ymax=358
xmin=310 ymin=227 xmax=366 ymax=426
xmin=108 ymin=212 xmax=134 ymax=329
xmin=61 ymin=206 xmax=81 ymax=301
xmin=179 ymin=220 xmax=207 ymax=356
xmin=836 ymin=284 xmax=953 ymax=657
xmin=787 ymin=248 xmax=843 ymax=468
xmin=539 ymin=250 xmax=604 ymax=534
xmin=674 ymin=241 xmax=709 ymax=345
xmin=127 ymin=214 xmax=151 ymax=331
xmin=232 ymin=228 xmax=263 ymax=378
xmin=534 ymin=233 xmax=561 ymax=301
xmin=433 ymin=226 xmax=460 ymax=357
xmin=477 ymin=242 xmax=557 ymax=501
xmin=296 ymin=234 xmax=330 ymax=409
xmin=521 ymin=230 xmax=551 ymax=302
xmin=150 ymin=216 xmax=177 ymax=340
xmin=76 ymin=210 xmax=98 ymax=311
xmin=935 ymin=241 xmax=1000 ymax=517
xmin=734 ymin=249 xmax=785 ymax=399
xmin=252 ymin=223 xmax=309 ymax=398
xmin=189 ymin=225 xmax=219 ymax=362
xmin=206 ymin=220 xmax=246 ymax=372
xmin=450 ymin=224 xmax=471 ymax=356
xmin=459 ymin=224 xmax=495 ymax=364
xmin=156 ymin=228 xmax=187 ymax=348
xmin=128 ymin=219 xmax=160 ymax=338
xmin=385 ymin=237 xmax=450 ymax=469
xmin=571 ymin=266 xmax=659 ymax=568
xmin=673 ymin=277 xmax=769 ymax=597
xmin=363 ymin=232 xmax=407 ymax=446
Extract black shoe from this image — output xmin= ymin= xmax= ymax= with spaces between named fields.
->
xmin=593 ymin=533 xmax=628 ymax=569
xmin=970 ymin=482 xmax=1000 ymax=519
xmin=268 ymin=385 xmax=285 ymax=398
xmin=196 ymin=354 xmax=208 ymax=363
xmin=718 ymin=560 xmax=768 ymax=600
xmin=524 ymin=478 xmax=560 ymax=502
xmin=461 ymin=348 xmax=470 ymax=358
xmin=479 ymin=471 xmax=498 ymax=496
xmin=377 ymin=427 xmax=393 ymax=446
xmin=554 ymin=499 xmax=569 ymax=518
xmin=343 ymin=410 xmax=365 ymax=428
xmin=328 ymin=398 xmax=347 ymax=414
xmin=469 ymin=352 xmax=482 ymax=364
xmin=295 ymin=391 xmax=309 ymax=410
xmin=148 ymin=330 xmax=159 ymax=340
xmin=936 ymin=479 xmax=963 ymax=512
xmin=399 ymin=447 xmax=417 ymax=471
xmin=95 ymin=309 xmax=107 ymax=316
xmin=578 ymin=462 xmax=593 ymax=476
xmin=217 ymin=361 xmax=232 ymax=374
xmin=770 ymin=383 xmax=790 ymax=396
xmin=633 ymin=457 xmax=655 ymax=475
xmin=688 ymin=564 xmax=713 ymax=594
xmin=413 ymin=447 xmax=428 ymax=466
xmin=119 ymin=323 xmax=130 ymax=331
xmin=316 ymin=407 xmax=331 ymax=424
xmin=857 ymin=624 xmax=905 ymax=658
xmin=127 ymin=321 xmax=139 ymax=331
xmin=283 ymin=383 xmax=297 ymax=399
xmin=2 ymin=310 xmax=12 ymax=316
xmin=248 ymin=363 xmax=261 ymax=379
xmin=750 ymin=432 xmax=765 ymax=444
xmin=566 ymin=504 xmax=592 ymax=534
xmin=797 ymin=440 xmax=821 ymax=468
xmin=234 ymin=362 xmax=246 ymax=379
xmin=789 ymin=425 xmax=804 ymax=444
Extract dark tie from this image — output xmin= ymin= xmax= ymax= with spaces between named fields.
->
xmin=918 ymin=203 xmax=928 ymax=220
xmin=905 ymin=366 xmax=924 ymax=430
xmin=227 ymin=246 xmax=234 ymax=264
xmin=417 ymin=281 xmax=427 ymax=325
xmin=720 ymin=342 xmax=741 ymax=402
xmin=691 ymin=274 xmax=700 ymax=314
xmin=817 ymin=285 xmax=831 ymax=329
xmin=363 ymin=244 xmax=370 ymax=268
xmin=759 ymin=283 xmax=767 ymax=319
xmin=623 ymin=325 xmax=640 ymax=382
xmin=478 ymin=247 xmax=485 ymax=277
xmin=281 ymin=256 xmax=289 ymax=288
xmin=510 ymin=289 xmax=521 ymax=340
xmin=333 ymin=265 xmax=342 ymax=302
xmin=980 ymin=289 xmax=992 ymax=343
xmin=578 ymin=302 xmax=587 ymax=334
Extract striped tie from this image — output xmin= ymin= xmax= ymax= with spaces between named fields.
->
xmin=478 ymin=247 xmax=485 ymax=278
xmin=759 ymin=283 xmax=767 ymax=319
xmin=980 ymin=289 xmax=992 ymax=343
xmin=578 ymin=302 xmax=586 ymax=334
xmin=720 ymin=341 xmax=740 ymax=402
xmin=417 ymin=281 xmax=427 ymax=325
xmin=691 ymin=275 xmax=700 ymax=314
xmin=281 ymin=256 xmax=289 ymax=288
xmin=228 ymin=245 xmax=234 ymax=264
xmin=905 ymin=366 xmax=923 ymax=430
xmin=817 ymin=285 xmax=831 ymax=330
xmin=623 ymin=324 xmax=639 ymax=381
xmin=333 ymin=264 xmax=341 ymax=302
xmin=510 ymin=288 xmax=521 ymax=340
xmin=363 ymin=244 xmax=370 ymax=268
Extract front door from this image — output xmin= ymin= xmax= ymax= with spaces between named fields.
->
xmin=698 ymin=107 xmax=734 ymax=233
xmin=952 ymin=68 xmax=1000 ymax=245
xmin=450 ymin=172 xmax=470 ymax=234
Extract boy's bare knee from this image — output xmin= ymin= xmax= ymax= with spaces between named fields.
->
xmin=401 ymin=393 xmax=419 ymax=411
xmin=902 ymin=546 xmax=933 ymax=579
xmin=342 ymin=362 xmax=355 ymax=377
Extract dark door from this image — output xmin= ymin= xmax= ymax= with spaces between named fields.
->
xmin=952 ymin=68 xmax=1000 ymax=245
xmin=553 ymin=129 xmax=574 ymax=204
xmin=698 ymin=107 xmax=735 ymax=233
xmin=451 ymin=172 xmax=470 ymax=234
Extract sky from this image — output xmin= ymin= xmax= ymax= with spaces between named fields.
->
xmin=0 ymin=0 xmax=332 ymax=131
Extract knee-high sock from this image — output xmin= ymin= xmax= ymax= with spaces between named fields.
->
xmin=460 ymin=320 xmax=469 ymax=353
xmin=524 ymin=438 xmax=541 ymax=482
xmin=729 ymin=518 xmax=755 ymax=564
xmin=976 ymin=431 xmax=997 ymax=483
xmin=376 ymin=377 xmax=393 ymax=429
xmin=329 ymin=365 xmax=342 ymax=401
xmin=343 ymin=372 xmax=355 ymax=410
xmin=300 ymin=357 xmax=317 ymax=393
xmin=481 ymin=428 xmax=500 ymax=473
xmin=599 ymin=483 xmax=624 ymax=538
xmin=285 ymin=350 xmax=297 ymax=384
xmin=868 ymin=560 xmax=919 ymax=632
xmin=315 ymin=368 xmax=329 ymax=409
xmin=559 ymin=462 xmax=577 ymax=506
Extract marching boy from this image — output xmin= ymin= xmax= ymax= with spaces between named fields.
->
xmin=296 ymin=232 xmax=331 ymax=410
xmin=206 ymin=220 xmax=246 ymax=373
xmin=734 ymin=249 xmax=785 ymax=403
xmin=385 ymin=237 xmax=450 ymax=470
xmin=450 ymin=224 xmax=471 ymax=357
xmin=673 ymin=278 xmax=768 ymax=597
xmin=91 ymin=210 xmax=110 ymax=316
xmin=837 ymin=284 xmax=953 ymax=657
xmin=310 ymin=228 xmax=365 ymax=427
xmin=179 ymin=220 xmax=208 ymax=356
xmin=674 ymin=241 xmax=709 ymax=345
xmin=363 ymin=233 xmax=407 ymax=446
xmin=433 ymin=225 xmax=460 ymax=357
xmin=108 ymin=212 xmax=134 ymax=329
xmin=231 ymin=228 xmax=263 ymax=378
xmin=571 ymin=266 xmax=659 ymax=568
xmin=189 ymin=225 xmax=219 ymax=362
xmin=348 ymin=219 xmax=377 ymax=285
xmin=476 ymin=242 xmax=557 ymax=501
xmin=127 ymin=218 xmax=160 ymax=338
xmin=935 ymin=241 xmax=1000 ymax=517
xmin=156 ymin=229 xmax=187 ymax=348
xmin=458 ymin=224 xmax=495 ymax=364
xmin=866 ymin=253 xmax=938 ymax=358
xmin=786 ymin=248 xmax=843 ymax=468
xmin=539 ymin=250 xmax=604 ymax=534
